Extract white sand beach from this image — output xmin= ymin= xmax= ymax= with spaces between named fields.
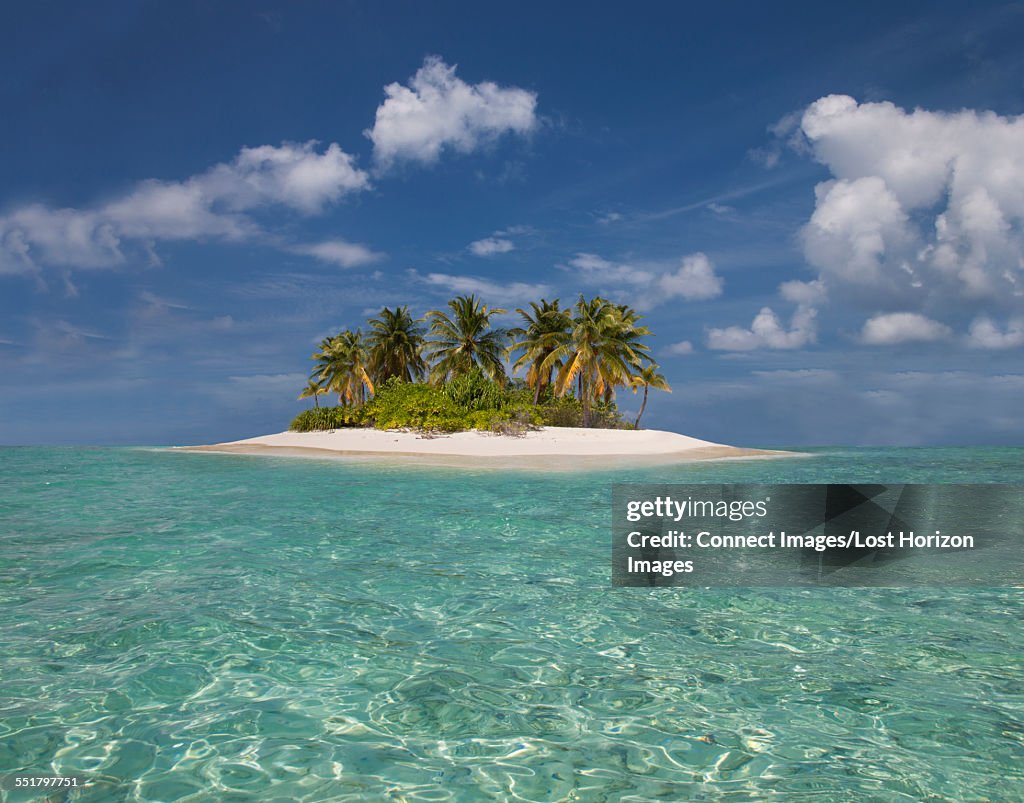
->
xmin=180 ymin=427 xmax=795 ymax=469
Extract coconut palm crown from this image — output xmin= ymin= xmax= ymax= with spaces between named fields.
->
xmin=506 ymin=299 xmax=573 ymax=404
xmin=298 ymin=378 xmax=328 ymax=409
xmin=367 ymin=306 xmax=427 ymax=383
xmin=630 ymin=362 xmax=671 ymax=429
xmin=424 ymin=294 xmax=508 ymax=384
xmin=311 ymin=329 xmax=374 ymax=406
xmin=544 ymin=295 xmax=651 ymax=427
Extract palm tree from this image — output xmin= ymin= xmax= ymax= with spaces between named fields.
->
xmin=311 ymin=335 xmax=342 ymax=403
xmin=545 ymin=296 xmax=651 ymax=427
xmin=424 ymin=295 xmax=508 ymax=384
xmin=311 ymin=329 xmax=374 ymax=406
xmin=507 ymin=299 xmax=572 ymax=404
xmin=298 ymin=378 xmax=328 ymax=409
xmin=367 ymin=306 xmax=427 ymax=383
xmin=335 ymin=329 xmax=375 ymax=404
xmin=630 ymin=363 xmax=671 ymax=429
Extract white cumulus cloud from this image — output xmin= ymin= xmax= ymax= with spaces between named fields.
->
xmin=779 ymin=278 xmax=827 ymax=305
xmin=798 ymin=95 xmax=1024 ymax=306
xmin=707 ymin=305 xmax=817 ymax=351
xmin=567 ymin=251 xmax=723 ymax=308
xmin=0 ymin=141 xmax=370 ymax=277
xmin=657 ymin=253 xmax=724 ymax=301
xmin=201 ymin=141 xmax=370 ymax=214
xmin=860 ymin=312 xmax=952 ymax=345
xmin=803 ymin=176 xmax=913 ymax=288
xmin=366 ymin=56 xmax=538 ymax=167
xmin=966 ymin=316 xmax=1024 ymax=349
xmin=468 ymin=237 xmax=514 ymax=257
xmin=664 ymin=340 xmax=695 ymax=356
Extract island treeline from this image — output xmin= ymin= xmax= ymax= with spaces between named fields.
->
xmin=293 ymin=294 xmax=671 ymax=433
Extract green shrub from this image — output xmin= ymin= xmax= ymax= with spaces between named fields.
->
xmin=361 ymin=378 xmax=466 ymax=432
xmin=536 ymin=395 xmax=583 ymax=427
xmin=591 ymin=400 xmax=627 ymax=429
xmin=442 ymin=368 xmax=508 ymax=411
xmin=492 ymin=406 xmax=542 ymax=436
xmin=290 ymin=406 xmax=365 ymax=432
xmin=467 ymin=404 xmax=542 ymax=435
xmin=536 ymin=395 xmax=625 ymax=429
xmin=466 ymin=409 xmax=501 ymax=430
xmin=290 ymin=376 xmax=623 ymax=434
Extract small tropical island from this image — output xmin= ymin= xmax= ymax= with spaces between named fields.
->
xmin=188 ymin=294 xmax=790 ymax=466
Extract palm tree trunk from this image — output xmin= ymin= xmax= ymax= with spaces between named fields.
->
xmin=314 ymin=394 xmax=319 ymax=409
xmin=580 ymin=374 xmax=591 ymax=428
xmin=534 ymin=363 xmax=553 ymax=405
xmin=634 ymin=385 xmax=649 ymax=429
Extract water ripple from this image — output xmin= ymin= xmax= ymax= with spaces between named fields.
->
xmin=0 ymin=446 xmax=1022 ymax=800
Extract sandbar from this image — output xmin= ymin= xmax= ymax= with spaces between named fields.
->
xmin=176 ymin=427 xmax=797 ymax=470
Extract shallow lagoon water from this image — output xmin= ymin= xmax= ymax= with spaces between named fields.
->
xmin=1 ymin=446 xmax=1022 ymax=800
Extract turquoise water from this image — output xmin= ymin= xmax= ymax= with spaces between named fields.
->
xmin=1 ymin=446 xmax=1022 ymax=801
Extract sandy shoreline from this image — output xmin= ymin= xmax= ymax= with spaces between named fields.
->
xmin=175 ymin=427 xmax=797 ymax=469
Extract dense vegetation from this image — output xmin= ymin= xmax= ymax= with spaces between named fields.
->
xmin=291 ymin=294 xmax=671 ymax=433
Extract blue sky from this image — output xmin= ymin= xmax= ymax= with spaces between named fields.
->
xmin=2 ymin=1 xmax=1023 ymax=446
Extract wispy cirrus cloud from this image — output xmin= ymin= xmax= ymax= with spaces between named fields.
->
xmin=203 ymin=373 xmax=311 ymax=411
xmin=411 ymin=269 xmax=550 ymax=304
xmin=290 ymin=239 xmax=385 ymax=268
